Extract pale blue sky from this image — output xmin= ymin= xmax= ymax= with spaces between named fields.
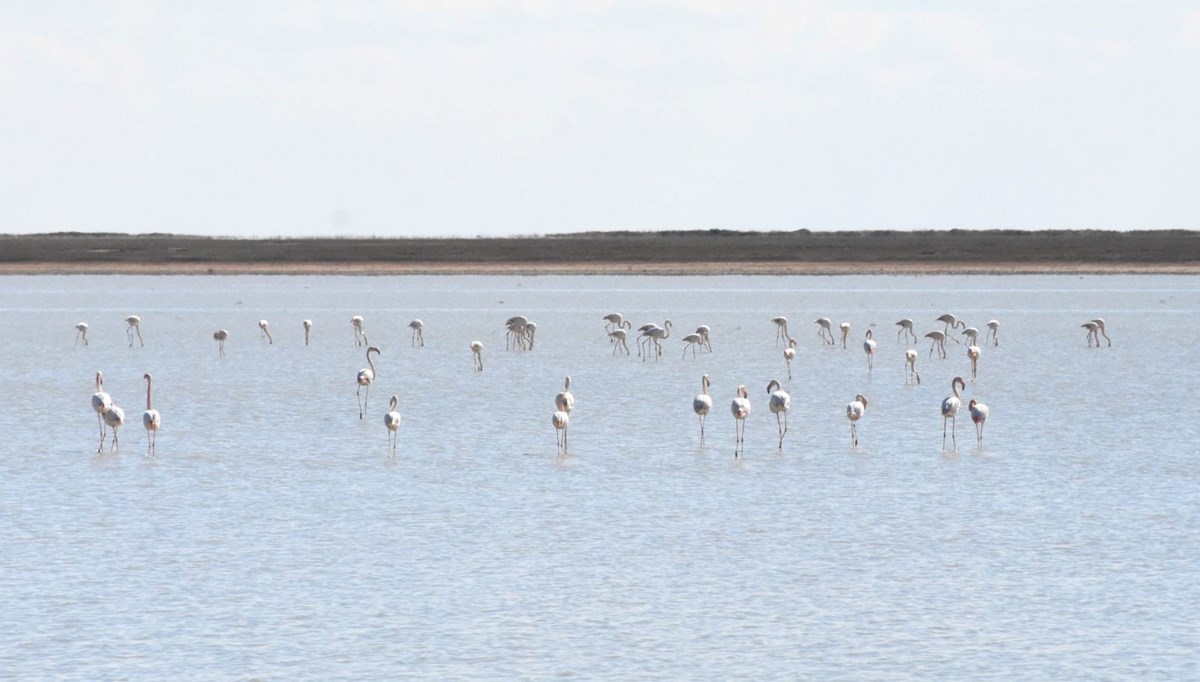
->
xmin=2 ymin=1 xmax=1198 ymax=236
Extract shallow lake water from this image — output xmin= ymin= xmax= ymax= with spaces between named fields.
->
xmin=1 ymin=274 xmax=1197 ymax=679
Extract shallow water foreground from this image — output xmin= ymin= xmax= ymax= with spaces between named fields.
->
xmin=1 ymin=274 xmax=1197 ymax=678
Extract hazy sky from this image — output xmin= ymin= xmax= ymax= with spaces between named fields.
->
xmin=3 ymin=1 xmax=1198 ymax=236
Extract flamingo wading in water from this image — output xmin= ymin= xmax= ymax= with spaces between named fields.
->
xmin=847 ymin=394 xmax=868 ymax=447
xmin=352 ymin=316 xmax=366 ymax=346
xmin=356 ymin=346 xmax=380 ymax=420
xmin=731 ymin=385 xmax=751 ymax=457
xmin=258 ymin=320 xmax=273 ymax=344
xmin=1092 ymin=318 xmax=1111 ymax=347
xmin=985 ymin=319 xmax=999 ymax=347
xmin=905 ymin=349 xmax=921 ymax=385
xmin=863 ymin=329 xmax=877 ymax=377
xmin=125 ymin=315 xmax=143 ymax=347
xmin=941 ymin=376 xmax=967 ymax=451
xmin=814 ymin=318 xmax=835 ymax=345
xmin=91 ymin=371 xmax=112 ymax=449
xmin=75 ymin=322 xmax=89 ymax=346
xmin=103 ymin=401 xmax=126 ymax=453
xmin=409 ymin=320 xmax=424 ymax=347
xmin=303 ymin=319 xmax=312 ymax=346
xmin=213 ymin=329 xmax=229 ymax=358
xmin=767 ymin=379 xmax=791 ymax=449
xmin=471 ymin=341 xmax=484 ymax=370
xmin=384 ymin=395 xmax=402 ymax=454
xmin=142 ymin=373 xmax=161 ymax=457
xmin=925 ymin=331 xmax=948 ymax=359
xmin=772 ymin=316 xmax=790 ymax=346
xmin=896 ymin=318 xmax=917 ymax=344
xmin=969 ymin=398 xmax=989 ymax=447
xmin=784 ymin=338 xmax=797 ymax=380
xmin=967 ymin=343 xmax=982 ymax=380
xmin=693 ymin=375 xmax=713 ymax=445
xmin=555 ymin=377 xmax=575 ymax=415
xmin=839 ymin=322 xmax=850 ymax=349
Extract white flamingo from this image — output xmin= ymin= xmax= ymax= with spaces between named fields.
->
xmin=925 ymin=330 xmax=948 ymax=359
xmin=356 ymin=346 xmax=380 ymax=420
xmin=731 ymin=385 xmax=751 ymax=457
xmin=967 ymin=344 xmax=982 ymax=380
xmin=103 ymin=401 xmax=126 ymax=453
xmin=681 ymin=332 xmax=704 ymax=358
xmin=985 ymin=319 xmax=999 ymax=347
xmin=643 ymin=320 xmax=672 ymax=361
xmin=847 ymin=393 xmax=868 ymax=447
xmin=384 ymin=395 xmax=402 ymax=454
xmin=961 ymin=327 xmax=979 ymax=345
xmin=409 ymin=319 xmax=424 ymax=347
xmin=91 ymin=371 xmax=113 ymax=448
xmin=258 ymin=320 xmax=273 ymax=344
xmin=895 ymin=318 xmax=917 ymax=343
xmin=693 ymin=374 xmax=713 ymax=444
xmin=863 ymin=329 xmax=877 ymax=376
xmin=839 ymin=322 xmax=850 ymax=349
xmin=555 ymin=377 xmax=575 ymax=415
xmin=767 ymin=379 xmax=791 ymax=449
xmin=213 ymin=329 xmax=229 ymax=358
xmin=303 ymin=319 xmax=313 ymax=346
xmin=125 ymin=315 xmax=143 ymax=347
xmin=142 ymin=373 xmax=161 ymax=457
xmin=694 ymin=325 xmax=712 ymax=352
xmin=553 ymin=409 xmax=570 ymax=455
xmin=1082 ymin=321 xmax=1099 ymax=347
xmin=524 ymin=321 xmax=537 ymax=350
xmin=1092 ymin=318 xmax=1111 ymax=347
xmin=772 ymin=316 xmax=790 ymax=345
xmin=905 ymin=349 xmax=921 ymax=385
xmin=941 ymin=376 xmax=966 ymax=451
xmin=608 ymin=329 xmax=630 ymax=355
xmin=936 ymin=314 xmax=964 ymax=343
xmin=784 ymin=338 xmax=797 ymax=380
xmin=352 ymin=316 xmax=366 ymax=346
xmin=75 ymin=322 xmax=89 ymax=346
xmin=635 ymin=323 xmax=657 ymax=357
xmin=814 ymin=317 xmax=835 ymax=345
xmin=471 ymin=341 xmax=484 ymax=370
xmin=505 ymin=316 xmax=530 ymax=351
xmin=603 ymin=313 xmax=629 ymax=333
xmin=968 ymin=398 xmax=988 ymax=447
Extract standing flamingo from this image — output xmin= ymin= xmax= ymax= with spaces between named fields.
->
xmin=555 ymin=377 xmax=575 ymax=415
xmin=814 ymin=317 xmax=835 ymax=345
xmin=352 ymin=316 xmax=366 ymax=346
xmin=506 ymin=316 xmax=530 ymax=350
xmin=125 ymin=315 xmax=143 ymax=347
xmin=924 ymin=331 xmax=948 ymax=359
xmin=258 ymin=320 xmax=273 ymax=344
xmin=967 ymin=344 xmax=982 ymax=380
xmin=603 ymin=313 xmax=628 ymax=333
xmin=863 ymin=329 xmax=877 ymax=376
xmin=941 ymin=376 xmax=967 ymax=451
xmin=961 ymin=327 xmax=979 ymax=346
xmin=846 ymin=394 xmax=868 ymax=447
xmin=1092 ymin=318 xmax=1111 ymax=347
xmin=766 ymin=380 xmax=791 ymax=449
xmin=643 ymin=320 xmax=672 ymax=361
xmin=968 ymin=398 xmax=988 ymax=446
xmin=384 ymin=395 xmax=402 ymax=454
xmin=731 ymin=385 xmax=751 ymax=457
xmin=75 ymin=322 xmax=89 ymax=346
xmin=356 ymin=346 xmax=380 ymax=420
xmin=895 ymin=318 xmax=917 ymax=343
xmin=681 ymin=332 xmax=704 ymax=358
xmin=784 ymin=338 xmax=797 ymax=380
xmin=142 ymin=373 xmax=161 ymax=457
xmin=608 ymin=329 xmax=630 ymax=355
xmin=1082 ymin=321 xmax=1100 ymax=347
xmin=694 ymin=325 xmax=712 ymax=352
xmin=772 ymin=316 xmax=790 ymax=345
xmin=409 ymin=320 xmax=425 ymax=347
xmin=905 ymin=349 xmax=921 ymax=385
xmin=985 ymin=319 xmax=999 ymax=347
xmin=471 ymin=341 xmax=484 ymax=370
xmin=937 ymin=313 xmax=965 ymax=342
xmin=839 ymin=322 xmax=851 ymax=349
xmin=91 ymin=371 xmax=112 ymax=449
xmin=553 ymin=409 xmax=570 ymax=455
xmin=103 ymin=401 xmax=126 ymax=453
xmin=693 ymin=375 xmax=713 ymax=444
xmin=303 ymin=319 xmax=313 ymax=346
xmin=213 ymin=329 xmax=229 ymax=357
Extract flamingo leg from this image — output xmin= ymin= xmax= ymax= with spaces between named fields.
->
xmin=699 ymin=415 xmax=706 ymax=444
xmin=357 ymin=386 xmax=364 ymax=420
xmin=942 ymin=418 xmax=948 ymax=450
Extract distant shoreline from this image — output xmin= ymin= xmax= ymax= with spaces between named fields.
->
xmin=1 ymin=230 xmax=1197 ymax=275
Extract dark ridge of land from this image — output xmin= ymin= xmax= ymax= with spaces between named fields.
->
xmin=0 ymin=230 xmax=1197 ymax=274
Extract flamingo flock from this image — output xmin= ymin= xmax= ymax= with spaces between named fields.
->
xmin=76 ymin=310 xmax=1113 ymax=458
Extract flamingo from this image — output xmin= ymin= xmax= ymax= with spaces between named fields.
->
xmin=352 ymin=316 xmax=366 ymax=346
xmin=985 ymin=319 xmax=999 ymax=347
xmin=772 ymin=316 xmax=790 ymax=345
xmin=505 ymin=316 xmax=529 ymax=350
xmin=103 ymin=401 xmax=126 ymax=453
xmin=553 ymin=409 xmax=570 ymax=455
xmin=784 ymin=338 xmax=797 ymax=380
xmin=766 ymin=379 xmax=791 ymax=449
xmin=523 ymin=321 xmax=537 ymax=350
xmin=731 ymin=385 xmax=751 ymax=457
xmin=1092 ymin=318 xmax=1111 ymax=347
xmin=142 ymin=373 xmax=161 ymax=457
xmin=471 ymin=341 xmax=484 ymax=370
xmin=643 ymin=320 xmax=672 ymax=361
xmin=555 ymin=377 xmax=575 ymax=415
xmin=967 ymin=344 xmax=982 ymax=380
xmin=1082 ymin=321 xmax=1099 ymax=347
xmin=603 ymin=313 xmax=629 ymax=333
xmin=905 ymin=349 xmax=921 ymax=385
xmin=694 ymin=325 xmax=712 ymax=352
xmin=681 ymin=332 xmax=704 ymax=358
xmin=258 ymin=320 xmax=273 ymax=344
xmin=968 ymin=398 xmax=988 ymax=447
xmin=384 ymin=395 xmax=402 ymax=454
xmin=839 ymin=322 xmax=850 ymax=349
xmin=608 ymin=329 xmax=630 ymax=356
xmin=936 ymin=314 xmax=964 ymax=343
xmin=636 ymin=323 xmax=658 ymax=357
xmin=814 ymin=317 xmax=835 ymax=345
xmin=693 ymin=374 xmax=713 ymax=444
xmin=847 ymin=394 xmax=868 ymax=447
xmin=896 ymin=318 xmax=917 ymax=343
xmin=356 ymin=346 xmax=380 ymax=420
xmin=961 ymin=327 xmax=979 ymax=345
xmin=303 ymin=319 xmax=313 ymax=346
xmin=924 ymin=330 xmax=948 ymax=359
xmin=125 ymin=315 xmax=143 ymax=347
xmin=91 ymin=371 xmax=112 ymax=448
xmin=941 ymin=376 xmax=966 ymax=451
xmin=863 ymin=329 xmax=877 ymax=376
xmin=409 ymin=319 xmax=425 ymax=347
xmin=213 ymin=329 xmax=229 ymax=358
xmin=75 ymin=322 xmax=89 ymax=346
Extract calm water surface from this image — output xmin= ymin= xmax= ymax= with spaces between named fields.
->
xmin=1 ymin=274 xmax=1197 ymax=679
